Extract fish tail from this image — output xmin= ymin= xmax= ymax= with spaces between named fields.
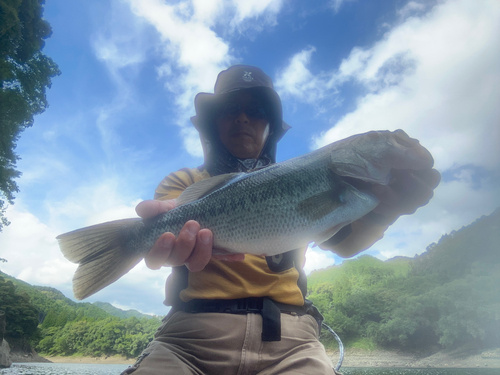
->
xmin=57 ymin=218 xmax=143 ymax=300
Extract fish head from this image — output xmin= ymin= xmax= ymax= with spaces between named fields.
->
xmin=327 ymin=130 xmax=434 ymax=185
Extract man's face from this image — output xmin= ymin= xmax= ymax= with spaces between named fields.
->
xmin=216 ymin=91 xmax=271 ymax=160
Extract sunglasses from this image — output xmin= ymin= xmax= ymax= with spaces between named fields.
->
xmin=218 ymin=102 xmax=269 ymax=120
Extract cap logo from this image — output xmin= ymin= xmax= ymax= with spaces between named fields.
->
xmin=242 ymin=71 xmax=254 ymax=82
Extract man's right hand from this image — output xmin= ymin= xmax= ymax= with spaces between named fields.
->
xmin=136 ymin=200 xmax=244 ymax=272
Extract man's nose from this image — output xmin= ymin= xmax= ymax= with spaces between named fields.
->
xmin=234 ymin=111 xmax=250 ymax=124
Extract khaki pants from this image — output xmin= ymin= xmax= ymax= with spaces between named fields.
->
xmin=123 ymin=311 xmax=336 ymax=375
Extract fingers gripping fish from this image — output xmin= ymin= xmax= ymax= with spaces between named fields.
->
xmin=57 ymin=130 xmax=434 ymax=300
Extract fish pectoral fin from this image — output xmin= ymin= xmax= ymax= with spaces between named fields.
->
xmin=311 ymin=223 xmax=345 ymax=247
xmin=176 ymin=172 xmax=246 ymax=206
xmin=297 ymin=190 xmax=343 ymax=221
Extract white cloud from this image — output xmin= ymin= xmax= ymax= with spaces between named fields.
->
xmin=277 ymin=0 xmax=500 ymax=259
xmin=311 ymin=0 xmax=500 ymax=173
xmin=398 ymin=1 xmax=427 ymax=18
xmin=328 ymin=0 xmax=354 ymax=14
xmin=304 ymin=246 xmax=336 ymax=275
xmin=230 ymin=0 xmax=283 ymax=31
xmin=127 ymin=0 xmax=232 ymax=107
xmin=278 ymin=1 xmax=500 ymax=174
xmin=89 ymin=0 xmax=185 ymax=170
xmin=92 ymin=0 xmax=151 ymax=71
xmin=276 ymin=47 xmax=325 ymax=101
xmin=279 ymin=0 xmax=500 ymax=175
xmin=0 ymin=207 xmax=76 ymax=288
xmin=125 ymin=0 xmax=284 ymax=157
xmin=374 ymin=175 xmax=500 ymax=259
xmin=275 ymin=46 xmax=342 ymax=114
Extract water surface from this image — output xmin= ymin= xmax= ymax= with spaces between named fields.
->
xmin=1 ymin=363 xmax=497 ymax=374
xmin=1 ymin=362 xmax=129 ymax=375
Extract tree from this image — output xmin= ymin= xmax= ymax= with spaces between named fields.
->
xmin=0 ymin=0 xmax=60 ymax=231
xmin=0 ymin=276 xmax=39 ymax=339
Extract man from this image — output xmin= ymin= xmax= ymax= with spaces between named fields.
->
xmin=126 ymin=65 xmax=440 ymax=374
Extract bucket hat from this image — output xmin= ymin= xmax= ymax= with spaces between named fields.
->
xmin=190 ymin=65 xmax=290 ymax=141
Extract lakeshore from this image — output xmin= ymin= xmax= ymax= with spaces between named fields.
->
xmin=328 ymin=348 xmax=500 ymax=369
xmin=46 ymin=355 xmax=135 ymax=365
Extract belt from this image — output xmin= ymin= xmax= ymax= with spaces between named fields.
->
xmin=175 ymin=297 xmax=308 ymax=342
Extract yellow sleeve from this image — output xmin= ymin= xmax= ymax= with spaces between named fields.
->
xmin=154 ymin=167 xmax=211 ymax=201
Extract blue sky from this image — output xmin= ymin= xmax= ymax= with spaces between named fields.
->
xmin=1 ymin=0 xmax=499 ymax=316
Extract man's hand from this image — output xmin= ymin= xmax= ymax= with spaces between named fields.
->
xmin=136 ymin=200 xmax=244 ymax=272
xmin=370 ymin=168 xmax=441 ymax=224
xmin=322 ymin=130 xmax=441 ymax=257
xmin=369 ymin=131 xmax=441 ymax=225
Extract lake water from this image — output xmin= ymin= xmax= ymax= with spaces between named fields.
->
xmin=0 ymin=363 xmax=498 ymax=374
xmin=1 ymin=363 xmax=129 ymax=375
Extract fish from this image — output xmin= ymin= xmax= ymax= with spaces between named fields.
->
xmin=58 ymin=130 xmax=431 ymax=300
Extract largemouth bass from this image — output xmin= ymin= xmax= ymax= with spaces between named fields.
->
xmin=58 ymin=130 xmax=432 ymax=300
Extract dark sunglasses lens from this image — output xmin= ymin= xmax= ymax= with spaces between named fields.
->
xmin=221 ymin=103 xmax=240 ymax=117
xmin=219 ymin=103 xmax=268 ymax=120
xmin=246 ymin=105 xmax=267 ymax=119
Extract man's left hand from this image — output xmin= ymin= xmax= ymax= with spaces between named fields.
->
xmin=370 ymin=167 xmax=441 ymax=225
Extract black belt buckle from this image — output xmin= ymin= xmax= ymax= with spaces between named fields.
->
xmin=185 ymin=299 xmax=218 ymax=313
xmin=232 ymin=297 xmax=262 ymax=314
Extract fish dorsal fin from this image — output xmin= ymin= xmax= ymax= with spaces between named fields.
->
xmin=176 ymin=172 xmax=245 ymax=206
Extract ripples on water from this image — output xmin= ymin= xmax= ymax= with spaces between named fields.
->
xmin=0 ymin=363 xmax=497 ymax=375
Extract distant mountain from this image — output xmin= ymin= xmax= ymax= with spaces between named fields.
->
xmin=0 ymin=271 xmax=162 ymax=358
xmin=0 ymin=272 xmax=156 ymax=322
xmin=306 ymin=207 xmax=500 ymax=351
xmin=93 ymin=301 xmax=154 ymax=320
xmin=307 ymin=252 xmax=412 ymax=288
xmin=0 ymin=272 xmax=109 ymax=321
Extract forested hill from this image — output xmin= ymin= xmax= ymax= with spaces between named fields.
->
xmin=308 ymin=208 xmax=500 ymax=352
xmin=0 ymin=274 xmax=154 ymax=322
xmin=93 ymin=301 xmax=152 ymax=320
xmin=0 ymin=272 xmax=161 ymax=357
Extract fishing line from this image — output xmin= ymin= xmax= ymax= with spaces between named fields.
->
xmin=322 ymin=322 xmax=344 ymax=372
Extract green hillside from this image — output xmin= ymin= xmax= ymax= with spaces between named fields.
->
xmin=0 ymin=272 xmax=161 ymax=357
xmin=0 ymin=273 xmax=110 ymax=322
xmin=93 ymin=301 xmax=155 ymax=320
xmin=309 ymin=208 xmax=500 ymax=352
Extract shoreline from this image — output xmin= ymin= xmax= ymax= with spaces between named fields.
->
xmin=327 ymin=348 xmax=500 ymax=369
xmin=22 ymin=348 xmax=497 ymax=368
xmin=45 ymin=355 xmax=136 ymax=365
